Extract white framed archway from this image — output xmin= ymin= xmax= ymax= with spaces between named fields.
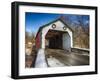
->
xmin=41 ymin=19 xmax=73 ymax=51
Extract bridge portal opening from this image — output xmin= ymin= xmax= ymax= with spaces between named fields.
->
xmin=45 ymin=30 xmax=71 ymax=51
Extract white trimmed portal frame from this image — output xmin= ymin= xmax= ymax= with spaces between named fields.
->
xmin=36 ymin=18 xmax=73 ymax=50
xmin=35 ymin=19 xmax=73 ymax=67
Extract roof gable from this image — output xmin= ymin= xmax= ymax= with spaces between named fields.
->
xmin=35 ymin=18 xmax=73 ymax=38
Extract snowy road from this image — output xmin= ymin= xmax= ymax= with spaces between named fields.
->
xmin=45 ymin=48 xmax=89 ymax=67
xmin=27 ymin=48 xmax=89 ymax=68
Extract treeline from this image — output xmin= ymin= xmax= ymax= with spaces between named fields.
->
xmin=25 ymin=31 xmax=35 ymax=44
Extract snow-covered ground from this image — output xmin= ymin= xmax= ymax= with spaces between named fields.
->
xmin=31 ymin=48 xmax=89 ymax=68
xmin=34 ymin=49 xmax=65 ymax=68
xmin=35 ymin=49 xmax=48 ymax=68
xmin=47 ymin=56 xmax=65 ymax=67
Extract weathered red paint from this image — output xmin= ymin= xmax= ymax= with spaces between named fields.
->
xmin=35 ymin=33 xmax=41 ymax=49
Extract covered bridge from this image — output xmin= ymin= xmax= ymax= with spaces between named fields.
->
xmin=35 ymin=19 xmax=73 ymax=51
xmin=35 ymin=19 xmax=73 ymax=68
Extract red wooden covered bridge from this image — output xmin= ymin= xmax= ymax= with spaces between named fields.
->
xmin=34 ymin=19 xmax=73 ymax=68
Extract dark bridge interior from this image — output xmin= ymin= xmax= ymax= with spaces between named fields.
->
xmin=45 ymin=30 xmax=66 ymax=49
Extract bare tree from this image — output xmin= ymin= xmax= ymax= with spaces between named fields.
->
xmin=60 ymin=15 xmax=89 ymax=48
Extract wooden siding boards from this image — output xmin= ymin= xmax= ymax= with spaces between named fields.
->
xmin=35 ymin=31 xmax=42 ymax=49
